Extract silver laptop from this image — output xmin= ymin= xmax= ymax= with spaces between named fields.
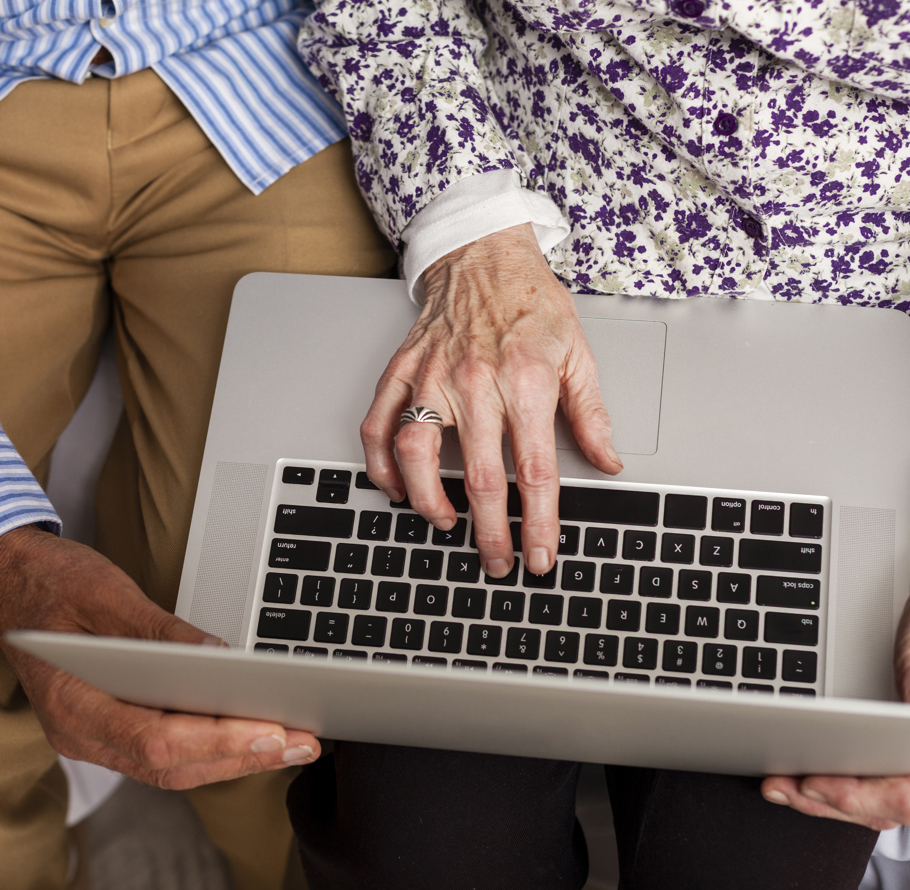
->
xmin=11 ymin=272 xmax=910 ymax=776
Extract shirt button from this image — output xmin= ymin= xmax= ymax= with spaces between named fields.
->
xmin=742 ymin=217 xmax=763 ymax=240
xmin=99 ymin=17 xmax=114 ymax=27
xmin=677 ymin=0 xmax=705 ymax=17
xmin=714 ymin=113 xmax=739 ymax=136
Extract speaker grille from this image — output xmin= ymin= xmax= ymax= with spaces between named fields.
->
xmin=833 ymin=506 xmax=896 ymax=700
xmin=188 ymin=461 xmax=269 ymax=648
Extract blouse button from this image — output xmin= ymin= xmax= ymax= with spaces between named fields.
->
xmin=742 ymin=217 xmax=763 ymax=240
xmin=714 ymin=113 xmax=739 ymax=136
xmin=677 ymin=0 xmax=705 ymax=17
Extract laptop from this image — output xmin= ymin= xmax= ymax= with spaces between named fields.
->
xmin=10 ymin=272 xmax=910 ymax=776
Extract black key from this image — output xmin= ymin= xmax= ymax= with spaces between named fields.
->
xmin=506 ymin=482 xmax=523 ymax=517
xmin=717 ymin=572 xmax=751 ymax=604
xmin=358 ymin=511 xmax=392 ymax=541
xmin=739 ymin=540 xmax=822 ymax=574
xmin=782 ymin=650 xmax=818 ymax=683
xmin=506 ymin=627 xmax=541 ymax=660
xmin=254 ymin=643 xmax=288 ymax=655
xmin=441 ymin=477 xmax=470 ymax=513
xmin=607 ymin=599 xmax=641 ymax=631
xmin=453 ymin=659 xmax=488 ymax=672
xmin=584 ymin=634 xmax=619 ymax=667
xmin=282 ymin=466 xmax=314 ymax=485
xmin=355 ymin=471 xmax=378 ymax=490
xmin=662 ymin=640 xmax=697 ymax=673
xmin=663 ymin=494 xmax=707 ymax=530
xmin=623 ymin=637 xmax=658 ymax=670
xmin=724 ymin=609 xmax=759 ymax=641
xmin=781 ymin=687 xmax=816 ymax=697
xmin=491 ymin=590 xmax=525 ymax=622
xmin=756 ymin=576 xmax=821 ymax=610
xmin=558 ymin=486 xmax=659 ymax=526
xmin=509 ymin=521 xmax=523 ymax=553
xmin=313 ymin=612 xmax=349 ymax=644
xmin=702 ymin=643 xmax=737 ymax=676
xmin=712 ymin=497 xmax=746 ymax=533
xmin=484 ymin=559 xmax=521 ymax=587
xmin=334 ymin=543 xmax=369 ymax=575
xmin=413 ymin=656 xmax=447 ymax=668
xmin=389 ymin=617 xmax=426 ymax=650
xmin=317 ymin=469 xmax=352 ymax=504
xmin=789 ymin=503 xmax=824 ymax=539
xmin=395 ymin=513 xmax=429 ymax=544
xmin=432 ymin=517 xmax=467 ymax=547
xmin=558 ymin=525 xmax=580 ymax=556
xmin=685 ymin=606 xmax=720 ymax=638
xmin=428 ymin=621 xmax=464 ymax=653
xmin=660 ymin=533 xmax=695 ymax=564
xmin=764 ymin=612 xmax=819 ymax=646
xmin=534 ymin=666 xmax=569 ymax=678
xmin=493 ymin=662 xmax=527 ymax=675
xmin=699 ymin=536 xmax=734 ymax=567
xmin=372 ymin=546 xmax=407 ymax=577
xmin=338 ymin=578 xmax=373 ymax=610
xmin=575 ymin=669 xmax=611 ymax=681
xmin=269 ymin=538 xmax=331 ymax=571
xmin=447 ymin=551 xmax=482 ymax=584
xmin=374 ymin=653 xmax=408 ymax=664
xmin=275 ymin=505 xmax=355 ymax=538
xmin=697 ymin=680 xmax=732 ymax=690
xmin=333 ymin=649 xmax=367 ymax=661
xmin=567 ymin=596 xmax=602 ymax=628
xmin=257 ymin=607 xmax=311 ymax=641
xmin=293 ymin=646 xmax=327 ymax=659
xmin=545 ymin=631 xmax=580 ymax=663
xmin=263 ymin=572 xmax=297 ymax=605
xmin=657 ymin=676 xmax=691 ymax=688
xmin=300 ymin=575 xmax=336 ymax=607
xmin=375 ymin=581 xmax=411 ymax=613
xmin=600 ymin=563 xmax=635 ymax=595
xmin=467 ymin=624 xmax=502 ymax=657
xmin=408 ymin=549 xmax=444 ymax=580
xmin=639 ymin=566 xmax=673 ymax=598
xmin=351 ymin=615 xmax=387 ymax=647
xmin=742 ymin=647 xmax=777 ymax=680
xmin=523 ymin=563 xmax=558 ymax=590
xmin=529 ymin=593 xmax=564 ymax=625
xmin=751 ymin=500 xmax=785 ymax=536
xmin=622 ymin=530 xmax=657 ymax=561
xmin=645 ymin=602 xmax=680 ymax=635
xmin=738 ymin=683 xmax=774 ymax=694
xmin=615 ymin=673 xmax=650 ymax=685
xmin=677 ymin=569 xmax=712 ymax=601
xmin=584 ymin=527 xmax=618 ymax=558
xmin=452 ymin=587 xmax=487 ymax=619
xmin=561 ymin=560 xmax=596 ymax=592
xmin=413 ymin=584 xmax=448 ymax=616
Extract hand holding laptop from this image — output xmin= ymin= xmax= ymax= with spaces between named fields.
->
xmin=0 ymin=525 xmax=319 ymax=787
xmin=363 ymin=223 xmax=624 ymax=579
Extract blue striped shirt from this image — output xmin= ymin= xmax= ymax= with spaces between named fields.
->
xmin=0 ymin=428 xmax=61 ymax=537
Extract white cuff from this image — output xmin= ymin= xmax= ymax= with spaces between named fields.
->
xmin=401 ymin=170 xmax=570 ymax=304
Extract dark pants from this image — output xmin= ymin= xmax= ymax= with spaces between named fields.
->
xmin=288 ymin=743 xmax=879 ymax=890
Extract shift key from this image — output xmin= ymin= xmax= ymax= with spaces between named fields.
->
xmin=739 ymin=540 xmax=822 ymax=574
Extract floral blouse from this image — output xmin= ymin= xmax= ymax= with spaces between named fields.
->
xmin=299 ymin=0 xmax=910 ymax=312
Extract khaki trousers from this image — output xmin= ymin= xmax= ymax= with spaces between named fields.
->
xmin=0 ymin=70 xmax=396 ymax=890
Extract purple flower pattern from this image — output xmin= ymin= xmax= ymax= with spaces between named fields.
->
xmin=299 ymin=1 xmax=910 ymax=312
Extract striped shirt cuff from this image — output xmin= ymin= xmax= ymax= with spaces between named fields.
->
xmin=0 ymin=428 xmax=61 ymax=538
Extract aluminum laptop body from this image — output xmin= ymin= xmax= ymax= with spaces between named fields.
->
xmin=11 ymin=272 xmax=910 ymax=776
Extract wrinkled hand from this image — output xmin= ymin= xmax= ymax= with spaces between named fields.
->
xmin=362 ymin=223 xmax=622 ymax=578
xmin=762 ymin=594 xmax=910 ymax=830
xmin=0 ymin=524 xmax=319 ymax=790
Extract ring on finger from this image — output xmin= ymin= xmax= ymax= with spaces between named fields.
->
xmin=399 ymin=406 xmax=445 ymax=432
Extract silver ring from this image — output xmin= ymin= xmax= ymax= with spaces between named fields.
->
xmin=399 ymin=406 xmax=445 ymax=431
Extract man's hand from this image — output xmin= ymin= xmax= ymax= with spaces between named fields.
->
xmin=0 ymin=524 xmax=319 ymax=790
xmin=362 ymin=223 xmax=623 ymax=579
xmin=762 ymin=593 xmax=910 ymax=830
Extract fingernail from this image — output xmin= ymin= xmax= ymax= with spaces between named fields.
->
xmin=251 ymin=733 xmax=286 ymax=754
xmin=527 ymin=548 xmax=551 ymax=575
xmin=202 ymin=635 xmax=230 ymax=648
xmin=387 ymin=489 xmax=405 ymax=503
xmin=606 ymin=442 xmax=623 ymax=468
xmin=484 ymin=558 xmax=511 ymax=578
xmin=436 ymin=517 xmax=455 ymax=531
xmin=283 ymin=744 xmax=316 ymax=765
xmin=763 ymin=790 xmax=790 ymax=806
xmin=802 ymin=788 xmax=828 ymax=804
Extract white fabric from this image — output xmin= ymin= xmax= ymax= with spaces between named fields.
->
xmin=861 ymin=828 xmax=910 ymax=890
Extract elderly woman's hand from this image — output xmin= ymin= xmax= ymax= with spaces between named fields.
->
xmin=361 ymin=222 xmax=623 ymax=579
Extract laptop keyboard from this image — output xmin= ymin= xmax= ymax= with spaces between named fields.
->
xmin=251 ymin=460 xmax=829 ymax=697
